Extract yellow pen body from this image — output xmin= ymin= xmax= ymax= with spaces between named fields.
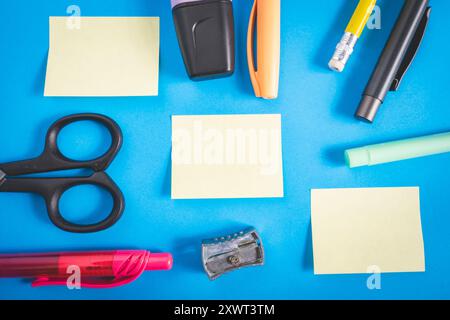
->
xmin=346 ymin=0 xmax=377 ymax=37
xmin=329 ymin=0 xmax=377 ymax=72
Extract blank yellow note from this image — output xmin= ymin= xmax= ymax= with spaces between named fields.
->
xmin=44 ymin=17 xmax=159 ymax=97
xmin=172 ymin=114 xmax=284 ymax=199
xmin=311 ymin=187 xmax=425 ymax=275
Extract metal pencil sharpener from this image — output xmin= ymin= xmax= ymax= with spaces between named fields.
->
xmin=202 ymin=228 xmax=264 ymax=280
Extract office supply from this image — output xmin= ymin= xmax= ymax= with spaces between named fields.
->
xmin=355 ymin=0 xmax=431 ymax=122
xmin=44 ymin=17 xmax=160 ymax=97
xmin=346 ymin=131 xmax=450 ymax=168
xmin=0 ymin=114 xmax=124 ymax=233
xmin=171 ymin=0 xmax=235 ymax=79
xmin=311 ymin=187 xmax=425 ymax=275
xmin=0 ymin=250 xmax=173 ymax=288
xmin=202 ymin=228 xmax=264 ymax=280
xmin=329 ymin=0 xmax=377 ymax=72
xmin=247 ymin=0 xmax=280 ymax=99
xmin=171 ymin=114 xmax=284 ymax=199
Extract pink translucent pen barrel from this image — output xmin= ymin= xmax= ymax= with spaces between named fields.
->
xmin=0 ymin=250 xmax=173 ymax=279
xmin=0 ymin=253 xmax=59 ymax=278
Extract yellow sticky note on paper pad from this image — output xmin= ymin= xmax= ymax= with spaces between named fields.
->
xmin=44 ymin=17 xmax=160 ymax=97
xmin=171 ymin=114 xmax=284 ymax=199
xmin=311 ymin=187 xmax=425 ymax=275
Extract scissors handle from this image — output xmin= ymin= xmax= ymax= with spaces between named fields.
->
xmin=0 ymin=172 xmax=124 ymax=233
xmin=0 ymin=113 xmax=123 ymax=177
xmin=0 ymin=113 xmax=125 ymax=233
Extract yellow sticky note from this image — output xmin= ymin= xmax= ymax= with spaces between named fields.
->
xmin=44 ymin=17 xmax=159 ymax=97
xmin=172 ymin=114 xmax=284 ymax=199
xmin=311 ymin=187 xmax=425 ymax=275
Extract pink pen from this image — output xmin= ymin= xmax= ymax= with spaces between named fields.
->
xmin=0 ymin=250 xmax=173 ymax=289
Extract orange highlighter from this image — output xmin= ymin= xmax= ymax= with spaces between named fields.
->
xmin=247 ymin=0 xmax=281 ymax=100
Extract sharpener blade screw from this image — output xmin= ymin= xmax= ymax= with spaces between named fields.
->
xmin=228 ymin=255 xmax=240 ymax=266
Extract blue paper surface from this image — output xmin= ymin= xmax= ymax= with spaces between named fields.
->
xmin=0 ymin=0 xmax=449 ymax=299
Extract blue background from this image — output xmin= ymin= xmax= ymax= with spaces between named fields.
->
xmin=0 ymin=0 xmax=449 ymax=300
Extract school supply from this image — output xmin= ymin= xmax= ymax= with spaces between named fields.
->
xmin=172 ymin=0 xmax=235 ymax=79
xmin=0 ymin=114 xmax=125 ymax=233
xmin=44 ymin=17 xmax=160 ymax=96
xmin=202 ymin=228 xmax=264 ymax=280
xmin=247 ymin=0 xmax=281 ymax=99
xmin=171 ymin=114 xmax=284 ymax=199
xmin=346 ymin=131 xmax=450 ymax=168
xmin=329 ymin=0 xmax=377 ymax=72
xmin=355 ymin=0 xmax=431 ymax=122
xmin=311 ymin=187 xmax=425 ymax=275
xmin=0 ymin=250 xmax=172 ymax=288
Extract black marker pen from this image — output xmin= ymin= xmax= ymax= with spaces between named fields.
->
xmin=355 ymin=0 xmax=431 ymax=123
xmin=171 ymin=0 xmax=235 ymax=80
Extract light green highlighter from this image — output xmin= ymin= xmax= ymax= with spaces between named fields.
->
xmin=345 ymin=132 xmax=450 ymax=168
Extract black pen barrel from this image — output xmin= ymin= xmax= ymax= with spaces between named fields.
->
xmin=356 ymin=0 xmax=429 ymax=123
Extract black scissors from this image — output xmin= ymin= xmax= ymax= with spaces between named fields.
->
xmin=0 ymin=113 xmax=125 ymax=233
